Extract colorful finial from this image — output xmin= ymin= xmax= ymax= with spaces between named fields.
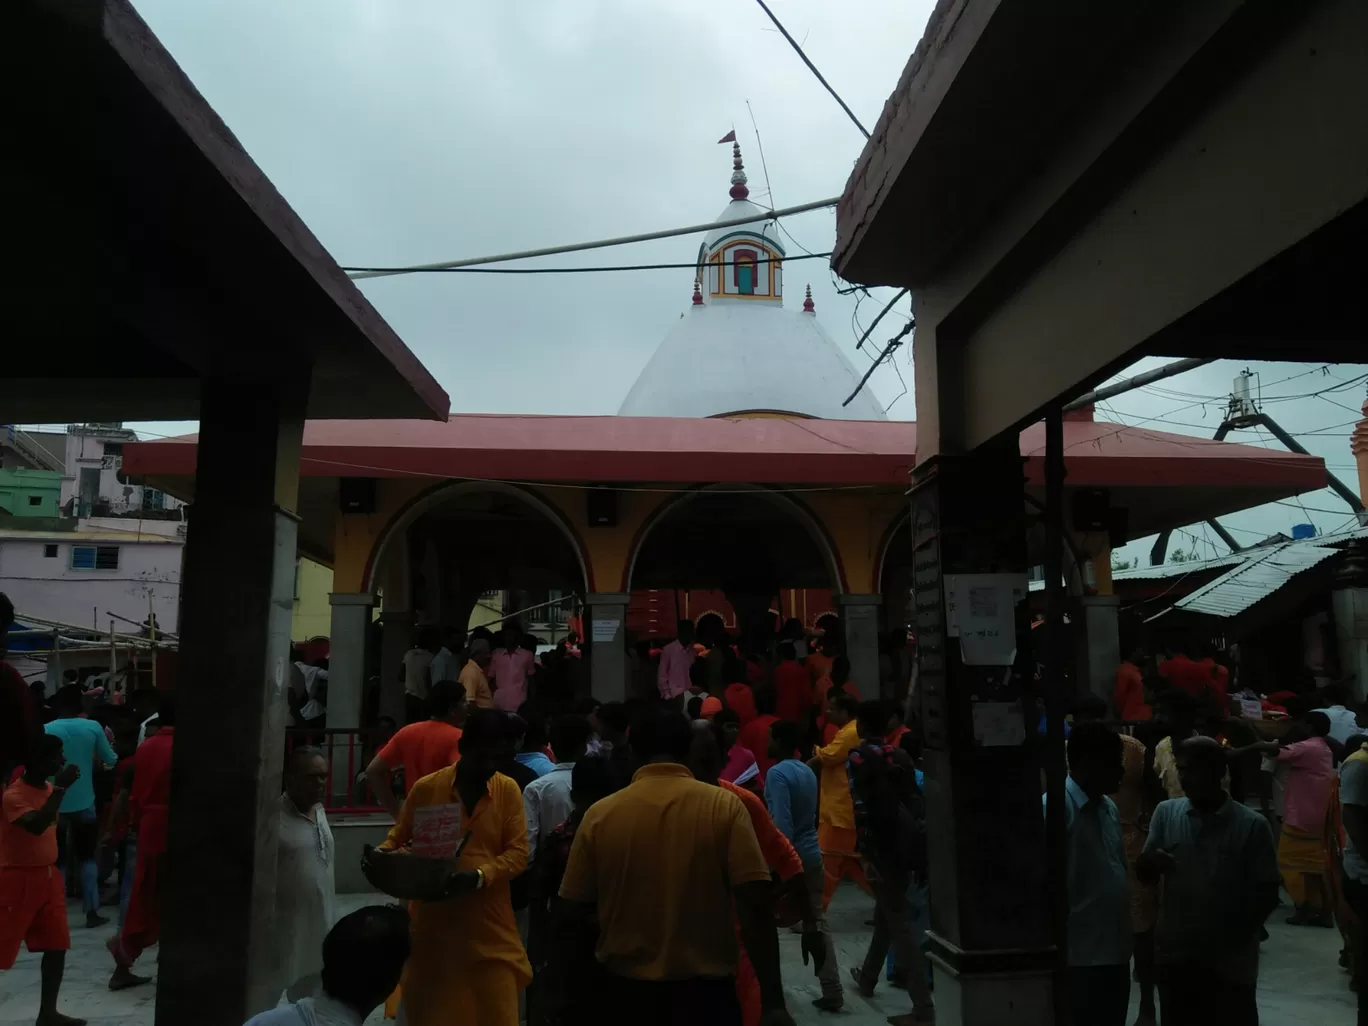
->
xmin=692 ymin=279 xmax=704 ymax=305
xmin=729 ymin=141 xmax=749 ymax=201
xmin=802 ymin=284 xmax=815 ymax=313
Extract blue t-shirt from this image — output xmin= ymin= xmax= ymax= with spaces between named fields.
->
xmin=43 ymin=717 xmax=118 ymax=813
xmin=765 ymin=758 xmax=822 ymax=867
xmin=514 ymin=750 xmax=556 ymax=778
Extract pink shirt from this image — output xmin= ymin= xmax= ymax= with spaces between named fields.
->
xmin=1277 ymin=737 xmax=1335 ymax=834
xmin=657 ymin=640 xmax=696 ymax=701
xmin=489 ymin=648 xmax=536 ymax=712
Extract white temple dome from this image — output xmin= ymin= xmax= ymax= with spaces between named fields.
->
xmin=618 ymin=144 xmax=886 ymax=422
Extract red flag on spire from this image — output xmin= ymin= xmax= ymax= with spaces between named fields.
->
xmin=717 ymin=130 xmax=736 ymax=144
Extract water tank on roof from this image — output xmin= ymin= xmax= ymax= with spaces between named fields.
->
xmin=1291 ymin=523 xmax=1317 ymax=540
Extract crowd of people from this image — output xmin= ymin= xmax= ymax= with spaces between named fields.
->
xmin=6 ymin=579 xmax=1368 ymax=1026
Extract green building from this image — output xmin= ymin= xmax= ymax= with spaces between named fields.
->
xmin=0 ymin=467 xmax=62 ymax=518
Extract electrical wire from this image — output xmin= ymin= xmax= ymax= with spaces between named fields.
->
xmin=342 ymin=253 xmax=831 ymax=275
xmin=344 ymin=196 xmax=841 ymax=280
xmin=844 ymin=316 xmax=914 ymax=407
xmin=751 ymin=0 xmax=870 ymax=139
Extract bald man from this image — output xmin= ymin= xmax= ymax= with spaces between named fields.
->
xmin=1138 ymin=736 xmax=1278 ymax=1026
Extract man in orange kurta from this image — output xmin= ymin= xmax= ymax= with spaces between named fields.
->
xmin=380 ymin=709 xmax=531 ymax=1025
xmin=809 ymin=693 xmax=868 ymax=910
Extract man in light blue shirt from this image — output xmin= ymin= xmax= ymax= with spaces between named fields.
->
xmin=1044 ymin=721 xmax=1130 ymax=1026
xmin=766 ymin=718 xmax=843 ymax=1011
xmin=1139 ymin=736 xmax=1278 ymax=1026
xmin=44 ymin=687 xmax=119 ymax=927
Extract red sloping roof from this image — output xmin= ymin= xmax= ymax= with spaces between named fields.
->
xmin=123 ymin=413 xmax=1325 ymax=490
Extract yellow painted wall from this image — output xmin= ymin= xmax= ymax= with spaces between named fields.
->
xmin=328 ymin=478 xmax=911 ymax=601
xmin=292 ymin=557 xmax=334 ymax=641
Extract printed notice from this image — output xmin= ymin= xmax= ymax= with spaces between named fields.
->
xmin=411 ymin=802 xmax=464 ymax=859
xmin=950 ymin=574 xmax=1021 ymax=665
xmin=591 ymin=618 xmax=620 ymax=643
xmin=972 ymin=701 xmax=1026 ymax=747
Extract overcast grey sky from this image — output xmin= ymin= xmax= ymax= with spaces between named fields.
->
xmin=118 ymin=0 xmax=1367 ymax=564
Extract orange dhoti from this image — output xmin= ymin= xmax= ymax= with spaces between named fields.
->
xmin=819 ymin=824 xmax=868 ymax=910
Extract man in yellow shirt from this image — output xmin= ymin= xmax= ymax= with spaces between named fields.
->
xmin=378 ymin=709 xmax=530 ymax=1025
xmin=809 ymin=693 xmax=868 ymax=910
xmin=459 ymin=639 xmax=495 ymax=709
xmin=556 ymin=708 xmax=795 ymax=1026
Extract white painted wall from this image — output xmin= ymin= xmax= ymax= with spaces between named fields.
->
xmin=0 ymin=535 xmax=182 ymax=632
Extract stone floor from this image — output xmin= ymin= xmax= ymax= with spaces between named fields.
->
xmin=0 ymin=888 xmax=1356 ymax=1025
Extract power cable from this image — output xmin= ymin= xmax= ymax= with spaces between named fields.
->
xmin=844 ymin=316 xmax=914 ymax=407
xmin=854 ymin=288 xmax=910 ymax=351
xmin=344 ymin=196 xmax=840 ymax=280
xmin=342 ymin=252 xmax=830 ymax=275
xmin=752 ymin=0 xmax=870 ymax=139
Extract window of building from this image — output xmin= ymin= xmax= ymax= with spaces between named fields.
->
xmin=71 ymin=545 xmax=119 ymax=571
xmin=28 ymin=495 xmax=42 ymax=506
xmin=733 ymin=249 xmax=758 ymax=295
xmin=43 ymin=544 xmax=58 ymax=558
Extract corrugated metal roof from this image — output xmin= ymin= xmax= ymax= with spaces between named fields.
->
xmin=1149 ymin=543 xmax=1340 ymax=620
xmin=1113 ymin=551 xmax=1247 ymax=581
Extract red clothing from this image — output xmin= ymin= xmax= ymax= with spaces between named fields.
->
xmin=738 ymin=714 xmax=779 ymax=783
xmin=0 ymin=660 xmax=38 ymax=771
xmin=1 ymin=780 xmax=56 ymax=867
xmin=376 ymin=720 xmax=463 ymax=786
xmin=720 ymin=778 xmax=801 ymax=1026
xmin=723 ymin=683 xmax=758 ymax=727
xmin=128 ymin=727 xmax=174 ymax=855
xmin=773 ymin=661 xmax=811 ymax=724
xmin=112 ymin=850 xmax=162 ymax=968
xmin=885 ymin=724 xmax=910 ymax=750
xmin=1114 ymin=661 xmax=1151 ymax=721
xmin=821 ymin=721 xmax=839 ymax=746
xmin=0 ymin=866 xmax=68 ymax=967
xmin=1159 ymin=655 xmax=1226 ymax=713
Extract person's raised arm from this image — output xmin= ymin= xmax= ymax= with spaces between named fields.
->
xmin=11 ymin=765 xmax=78 ymax=835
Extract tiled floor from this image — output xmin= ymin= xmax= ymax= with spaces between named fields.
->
xmin=0 ymin=888 xmax=1355 ymax=1024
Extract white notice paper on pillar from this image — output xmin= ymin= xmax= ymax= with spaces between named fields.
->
xmin=971 ymin=701 xmax=1026 ymax=747
xmin=950 ymin=573 xmax=1021 ymax=666
xmin=591 ymin=619 xmax=620 ymax=643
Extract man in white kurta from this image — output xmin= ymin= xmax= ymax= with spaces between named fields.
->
xmin=274 ymin=748 xmax=336 ymax=1002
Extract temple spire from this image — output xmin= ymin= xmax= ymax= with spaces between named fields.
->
xmin=729 ymin=141 xmax=749 ymax=201
xmin=802 ymin=284 xmax=815 ymax=313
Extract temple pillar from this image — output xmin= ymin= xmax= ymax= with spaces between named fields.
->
xmin=586 ymin=592 xmax=630 ymax=703
xmin=1076 ymin=595 xmax=1121 ymax=706
xmin=1334 ymin=540 xmax=1368 ymax=704
xmin=837 ymin=593 xmax=883 ymax=697
xmin=325 ymin=592 xmax=375 ymax=804
xmin=158 ymin=370 xmax=307 ymax=1024
xmin=377 ymin=611 xmax=413 ymax=726
xmin=910 ymin=439 xmax=1054 ymax=1025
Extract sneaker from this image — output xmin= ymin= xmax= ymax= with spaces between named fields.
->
xmin=85 ymin=911 xmax=109 ymax=929
xmin=812 ymin=995 xmax=844 ymax=1013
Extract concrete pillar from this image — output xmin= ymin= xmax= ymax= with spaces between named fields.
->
xmin=1076 ymin=594 xmax=1121 ymax=706
xmin=1334 ymin=541 xmax=1368 ymax=704
xmin=838 ymin=593 xmax=883 ymax=697
xmin=586 ymin=592 xmax=630 ymax=703
xmin=158 ymin=371 xmax=306 ymax=1024
xmin=377 ymin=611 xmax=413 ymax=726
xmin=327 ymin=593 xmax=375 ymax=728
xmin=910 ymin=439 xmax=1054 ymax=1025
xmin=326 ymin=593 xmax=375 ymax=805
